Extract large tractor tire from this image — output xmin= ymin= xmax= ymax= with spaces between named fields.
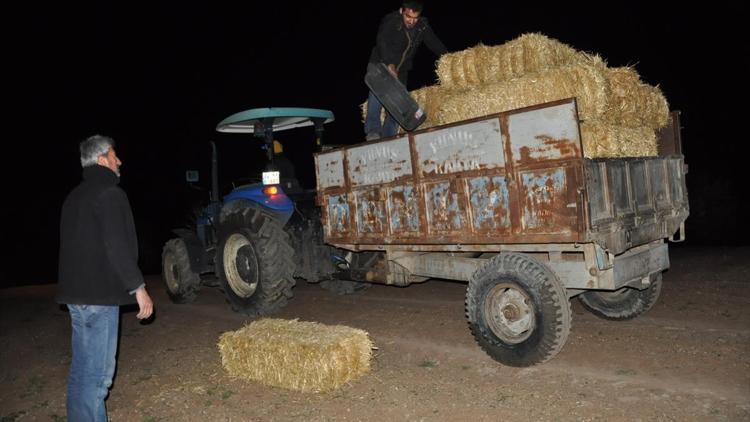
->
xmin=216 ymin=208 xmax=295 ymax=316
xmin=161 ymin=238 xmax=201 ymax=304
xmin=466 ymin=253 xmax=571 ymax=367
xmin=578 ymin=273 xmax=662 ymax=321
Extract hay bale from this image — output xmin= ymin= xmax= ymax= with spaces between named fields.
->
xmin=436 ymin=33 xmax=591 ymax=88
xmin=218 ymin=318 xmax=373 ymax=393
xmin=409 ymin=84 xmax=453 ymax=130
xmin=435 ymin=59 xmax=610 ymax=124
xmin=580 ymin=121 xmax=658 ymax=158
xmin=603 ymin=67 xmax=670 ymax=129
xmin=359 ymin=33 xmax=668 ymax=158
xmin=360 ymin=84 xmax=454 ymax=132
xmin=361 ymin=70 xmax=660 ymax=157
xmin=399 ymin=66 xmax=668 ymax=133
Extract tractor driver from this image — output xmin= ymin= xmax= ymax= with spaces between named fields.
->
xmin=269 ymin=140 xmax=301 ymax=193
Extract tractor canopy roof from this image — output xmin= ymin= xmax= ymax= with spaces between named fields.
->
xmin=216 ymin=107 xmax=334 ymax=134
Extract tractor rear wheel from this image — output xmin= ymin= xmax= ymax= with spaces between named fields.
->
xmin=216 ymin=208 xmax=295 ymax=316
xmin=162 ymin=238 xmax=201 ymax=304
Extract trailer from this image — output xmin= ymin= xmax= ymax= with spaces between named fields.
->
xmin=314 ymin=98 xmax=688 ymax=366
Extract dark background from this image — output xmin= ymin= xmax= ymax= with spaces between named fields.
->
xmin=4 ymin=2 xmax=747 ymax=286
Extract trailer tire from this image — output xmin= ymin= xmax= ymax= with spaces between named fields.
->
xmin=162 ymin=238 xmax=201 ymax=304
xmin=216 ymin=208 xmax=295 ymax=316
xmin=466 ymin=253 xmax=571 ymax=367
xmin=578 ymin=273 xmax=662 ymax=321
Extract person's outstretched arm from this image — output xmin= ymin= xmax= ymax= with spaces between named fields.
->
xmin=135 ymin=287 xmax=153 ymax=320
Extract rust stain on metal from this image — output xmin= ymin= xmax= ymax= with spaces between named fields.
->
xmin=518 ymin=136 xmax=579 ymax=164
xmin=355 ymin=190 xmax=386 ymax=234
xmin=319 ymin=99 xmax=588 ymax=246
xmin=519 ymin=168 xmax=574 ymax=234
xmin=426 ymin=181 xmax=466 ymax=232
xmin=327 ymin=194 xmax=350 ymax=235
xmin=389 ymin=185 xmax=420 ymax=233
xmin=468 ymin=176 xmax=511 ymax=231
xmin=542 ymin=136 xmax=580 ymax=158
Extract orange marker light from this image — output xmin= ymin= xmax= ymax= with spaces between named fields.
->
xmin=263 ymin=185 xmax=279 ymax=196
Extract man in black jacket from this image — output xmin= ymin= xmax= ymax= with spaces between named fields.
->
xmin=365 ymin=1 xmax=447 ymax=140
xmin=57 ymin=134 xmax=153 ymax=421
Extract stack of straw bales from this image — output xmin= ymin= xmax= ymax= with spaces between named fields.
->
xmin=218 ymin=318 xmax=373 ymax=393
xmin=435 ymin=33 xmax=589 ymax=88
xmin=365 ymin=33 xmax=669 ymax=158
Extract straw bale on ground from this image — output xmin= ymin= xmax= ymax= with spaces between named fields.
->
xmin=218 ymin=318 xmax=373 ymax=393
xmin=436 ymin=33 xmax=590 ymax=87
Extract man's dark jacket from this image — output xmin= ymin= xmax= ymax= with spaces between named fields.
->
xmin=368 ymin=10 xmax=447 ymax=83
xmin=57 ymin=165 xmax=144 ymax=305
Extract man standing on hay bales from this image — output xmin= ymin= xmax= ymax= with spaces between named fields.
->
xmin=57 ymin=134 xmax=154 ymax=422
xmin=365 ymin=0 xmax=447 ymax=140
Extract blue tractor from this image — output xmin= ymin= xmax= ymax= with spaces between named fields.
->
xmin=161 ymin=107 xmax=363 ymax=316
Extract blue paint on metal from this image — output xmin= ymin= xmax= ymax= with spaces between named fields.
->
xmin=427 ymin=182 xmax=465 ymax=231
xmin=469 ymin=176 xmax=510 ymax=229
xmin=224 ymin=183 xmax=294 ymax=212
xmin=389 ymin=185 xmax=419 ymax=232
xmin=327 ymin=194 xmax=350 ymax=234
xmin=356 ymin=193 xmax=386 ymax=233
xmin=521 ymin=169 xmax=566 ymax=228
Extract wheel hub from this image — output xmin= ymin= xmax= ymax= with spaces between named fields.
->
xmin=485 ymin=283 xmax=535 ymax=344
xmin=223 ymin=233 xmax=259 ymax=298
xmin=502 ymin=304 xmax=520 ymax=321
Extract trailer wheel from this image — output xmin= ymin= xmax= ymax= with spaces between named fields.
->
xmin=162 ymin=238 xmax=201 ymax=304
xmin=216 ymin=208 xmax=295 ymax=316
xmin=466 ymin=253 xmax=571 ymax=367
xmin=578 ymin=273 xmax=662 ymax=321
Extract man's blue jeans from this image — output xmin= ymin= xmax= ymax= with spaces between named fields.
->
xmin=66 ymin=304 xmax=119 ymax=422
xmin=364 ymin=90 xmax=399 ymax=139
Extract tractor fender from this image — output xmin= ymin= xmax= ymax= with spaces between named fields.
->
xmin=219 ymin=199 xmax=293 ymax=227
xmin=172 ymin=229 xmax=210 ymax=274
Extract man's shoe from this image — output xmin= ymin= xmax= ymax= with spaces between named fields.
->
xmin=365 ymin=132 xmax=380 ymax=141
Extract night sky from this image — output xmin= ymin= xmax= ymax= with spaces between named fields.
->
xmin=5 ymin=2 xmax=748 ymax=286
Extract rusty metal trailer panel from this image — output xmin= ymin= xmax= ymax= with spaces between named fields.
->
xmin=315 ymin=99 xmax=688 ymax=254
xmin=585 ymin=156 xmax=688 ymax=254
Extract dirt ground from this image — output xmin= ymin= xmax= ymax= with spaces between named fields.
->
xmin=1 ymin=246 xmax=748 ymax=421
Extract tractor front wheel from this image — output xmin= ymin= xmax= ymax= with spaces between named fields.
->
xmin=162 ymin=238 xmax=201 ymax=304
